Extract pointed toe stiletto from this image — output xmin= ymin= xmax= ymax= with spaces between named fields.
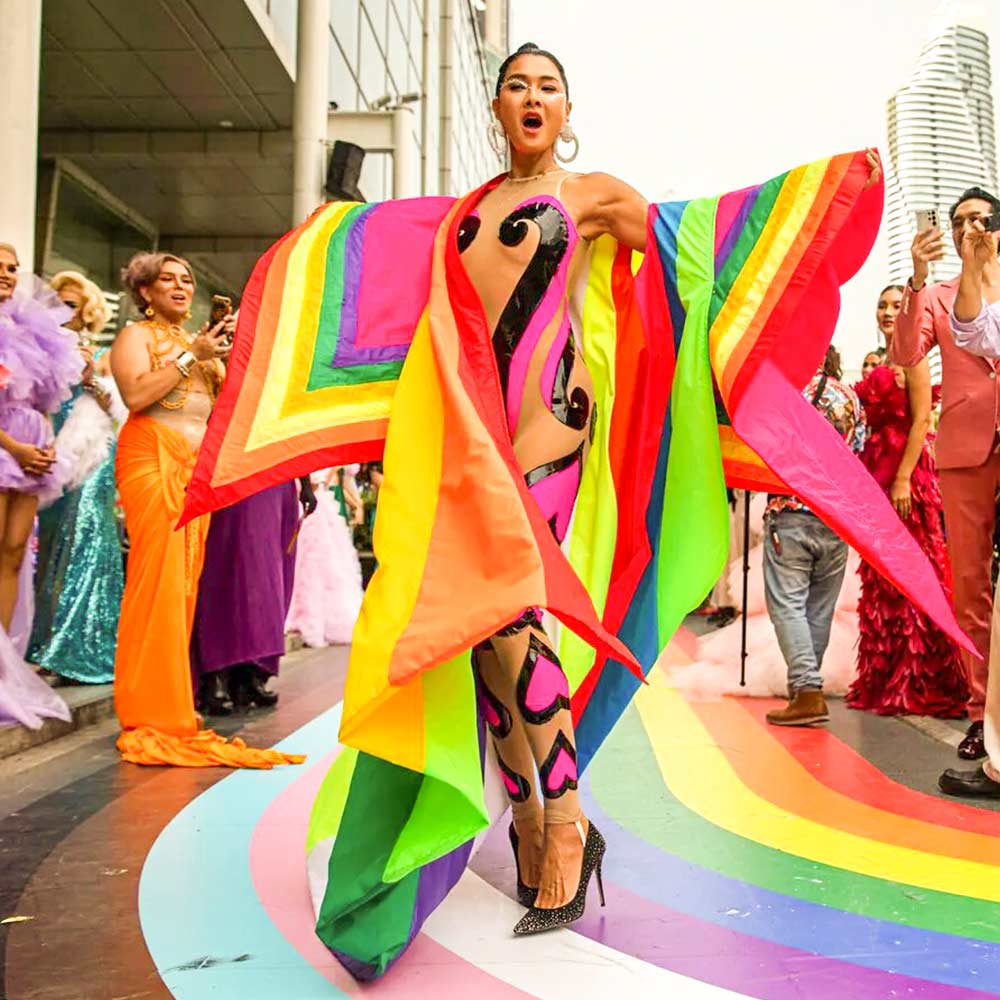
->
xmin=509 ymin=822 xmax=539 ymax=908
xmin=512 ymin=820 xmax=606 ymax=936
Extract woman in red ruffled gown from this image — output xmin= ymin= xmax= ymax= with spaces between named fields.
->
xmin=847 ymin=284 xmax=968 ymax=717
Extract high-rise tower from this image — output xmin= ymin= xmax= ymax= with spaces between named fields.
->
xmin=886 ymin=2 xmax=997 ymax=285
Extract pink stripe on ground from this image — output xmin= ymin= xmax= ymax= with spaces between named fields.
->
xmin=248 ymin=748 xmax=534 ymax=998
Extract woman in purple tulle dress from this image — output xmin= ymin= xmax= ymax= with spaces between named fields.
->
xmin=0 ymin=242 xmax=81 ymax=728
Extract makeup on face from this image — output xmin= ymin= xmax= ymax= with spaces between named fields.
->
xmin=0 ymin=250 xmax=18 ymax=302
xmin=876 ymin=289 xmax=902 ymax=335
xmin=494 ymin=55 xmax=569 ymax=153
xmin=144 ymin=262 xmax=195 ymax=320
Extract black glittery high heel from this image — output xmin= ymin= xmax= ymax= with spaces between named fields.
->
xmin=509 ymin=822 xmax=539 ymax=908
xmin=512 ymin=820 xmax=606 ymax=936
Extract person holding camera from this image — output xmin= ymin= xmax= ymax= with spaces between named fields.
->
xmin=892 ymin=187 xmax=1000 ymax=761
xmin=935 ymin=210 xmax=1000 ymax=797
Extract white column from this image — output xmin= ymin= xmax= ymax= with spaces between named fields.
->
xmin=0 ymin=0 xmax=42 ymax=268
xmin=292 ymin=0 xmax=331 ymax=225
xmin=392 ymin=107 xmax=419 ymax=199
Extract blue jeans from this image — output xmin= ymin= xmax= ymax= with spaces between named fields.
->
xmin=763 ymin=511 xmax=847 ymax=694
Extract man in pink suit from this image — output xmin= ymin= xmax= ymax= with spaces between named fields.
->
xmin=892 ymin=187 xmax=1000 ymax=762
xmin=938 ymin=204 xmax=1000 ymax=797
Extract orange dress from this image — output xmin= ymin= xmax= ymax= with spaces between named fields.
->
xmin=112 ymin=333 xmax=304 ymax=769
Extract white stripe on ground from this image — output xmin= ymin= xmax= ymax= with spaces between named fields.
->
xmin=422 ymin=869 xmax=749 ymax=1000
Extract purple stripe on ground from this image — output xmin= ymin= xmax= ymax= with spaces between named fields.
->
xmin=470 ymin=793 xmax=997 ymax=1000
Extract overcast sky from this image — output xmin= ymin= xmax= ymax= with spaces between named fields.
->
xmin=509 ymin=0 xmax=1000 ymax=372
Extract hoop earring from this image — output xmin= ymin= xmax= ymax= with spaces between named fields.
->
xmin=487 ymin=118 xmax=507 ymax=159
xmin=144 ymin=305 xmax=155 ymax=318
xmin=556 ymin=124 xmax=579 ymax=164
xmin=184 ymin=310 xmax=192 ymax=321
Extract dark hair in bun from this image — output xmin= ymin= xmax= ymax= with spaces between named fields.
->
xmin=495 ymin=42 xmax=568 ymax=97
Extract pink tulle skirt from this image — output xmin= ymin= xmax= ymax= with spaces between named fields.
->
xmin=285 ymin=488 xmax=363 ymax=647
xmin=666 ymin=543 xmax=860 ymax=699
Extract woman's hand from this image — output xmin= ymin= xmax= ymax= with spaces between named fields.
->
xmin=890 ymin=475 xmax=912 ymax=520
xmin=79 ymin=343 xmax=96 ymax=385
xmin=190 ymin=320 xmax=232 ymax=363
xmin=298 ymin=476 xmax=317 ymax=518
xmin=10 ymin=441 xmax=55 ymax=476
xmin=863 ymin=148 xmax=882 ymax=190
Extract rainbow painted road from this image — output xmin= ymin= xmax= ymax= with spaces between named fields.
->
xmin=138 ymin=644 xmax=1000 ymax=999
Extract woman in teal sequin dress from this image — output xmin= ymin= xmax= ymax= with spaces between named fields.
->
xmin=28 ymin=273 xmax=124 ymax=683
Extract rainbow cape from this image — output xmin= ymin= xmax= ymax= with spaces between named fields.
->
xmin=183 ymin=150 xmax=971 ymax=980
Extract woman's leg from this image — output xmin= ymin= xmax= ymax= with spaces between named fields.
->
xmin=0 ymin=492 xmax=37 ymax=630
xmin=479 ymin=612 xmax=587 ymax=909
xmin=473 ymin=634 xmax=544 ymax=888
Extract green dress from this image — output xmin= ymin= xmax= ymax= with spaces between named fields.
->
xmin=28 ymin=381 xmax=122 ymax=682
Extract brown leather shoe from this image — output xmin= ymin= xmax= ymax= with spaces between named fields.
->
xmin=766 ymin=689 xmax=829 ymax=727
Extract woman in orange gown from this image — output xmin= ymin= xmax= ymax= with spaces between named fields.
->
xmin=110 ymin=251 xmax=303 ymax=768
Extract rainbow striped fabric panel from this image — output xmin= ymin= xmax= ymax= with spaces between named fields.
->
xmin=182 ymin=196 xmax=454 ymax=521
xmin=181 ymin=151 xmax=974 ymax=982
xmin=568 ymin=151 xmax=972 ymax=771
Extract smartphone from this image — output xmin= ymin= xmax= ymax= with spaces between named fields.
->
xmin=984 ymin=214 xmax=1000 ymax=233
xmin=914 ymin=208 xmax=939 ymax=232
xmin=209 ymin=294 xmax=233 ymax=342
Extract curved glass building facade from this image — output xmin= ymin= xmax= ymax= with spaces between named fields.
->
xmin=886 ymin=20 xmax=997 ymax=286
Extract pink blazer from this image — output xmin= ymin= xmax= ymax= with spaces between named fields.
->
xmin=892 ymin=277 xmax=1000 ymax=470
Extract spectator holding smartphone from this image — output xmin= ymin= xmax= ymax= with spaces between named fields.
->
xmin=939 ymin=212 xmax=1000 ymax=797
xmin=892 ymin=187 xmax=1000 ymax=761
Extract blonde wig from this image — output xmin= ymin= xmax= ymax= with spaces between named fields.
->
xmin=50 ymin=270 xmax=109 ymax=334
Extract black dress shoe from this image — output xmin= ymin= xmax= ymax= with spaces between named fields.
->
xmin=230 ymin=665 xmax=279 ymax=709
xmin=958 ymin=721 xmax=986 ymax=760
xmin=200 ymin=671 xmax=234 ymax=716
xmin=939 ymin=765 xmax=1000 ymax=798
xmin=246 ymin=671 xmax=279 ymax=708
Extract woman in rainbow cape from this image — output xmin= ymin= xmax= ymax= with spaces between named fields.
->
xmin=182 ymin=43 xmax=974 ymax=979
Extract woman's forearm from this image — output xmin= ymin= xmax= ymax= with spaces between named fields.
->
xmin=0 ymin=429 xmax=21 ymax=457
xmin=894 ymin=415 xmax=931 ymax=484
xmin=117 ymin=365 xmax=185 ymax=413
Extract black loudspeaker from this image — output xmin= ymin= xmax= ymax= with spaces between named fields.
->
xmin=325 ymin=141 xmax=366 ymax=202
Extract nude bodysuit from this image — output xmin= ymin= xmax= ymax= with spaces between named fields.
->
xmin=459 ymin=171 xmax=594 ymax=826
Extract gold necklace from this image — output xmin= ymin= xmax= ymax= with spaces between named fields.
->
xmin=141 ymin=318 xmax=222 ymax=410
xmin=503 ymin=168 xmax=567 ymax=184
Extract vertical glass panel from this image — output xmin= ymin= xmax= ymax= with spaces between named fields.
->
xmin=329 ymin=32 xmax=360 ymax=110
xmin=362 ymin=0 xmax=388 ymax=38
xmin=386 ymin=2 xmax=407 ymax=94
xmin=330 ymin=0 xmax=359 ymax=68
xmin=358 ymin=11 xmax=387 ymax=107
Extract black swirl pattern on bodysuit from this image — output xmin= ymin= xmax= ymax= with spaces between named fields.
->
xmin=550 ymin=334 xmax=590 ymax=430
xmin=457 ymin=214 xmax=481 ymax=254
xmin=489 ymin=202 xmax=570 ymax=401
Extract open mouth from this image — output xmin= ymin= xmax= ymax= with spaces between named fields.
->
xmin=522 ymin=113 xmax=543 ymax=131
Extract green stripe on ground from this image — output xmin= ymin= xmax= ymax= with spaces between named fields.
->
xmin=588 ymin=706 xmax=1000 ymax=940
